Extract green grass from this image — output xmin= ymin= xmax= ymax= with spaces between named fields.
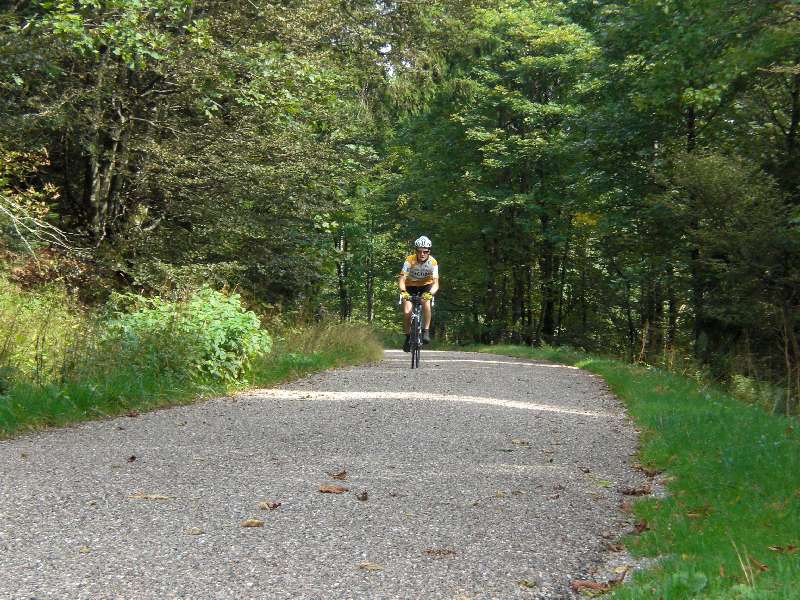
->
xmin=468 ymin=344 xmax=800 ymax=599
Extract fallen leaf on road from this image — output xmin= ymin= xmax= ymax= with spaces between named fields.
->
xmin=126 ymin=411 xmax=140 ymax=417
xmin=621 ymin=485 xmax=650 ymax=496
xmin=127 ymin=455 xmax=137 ymax=463
xmin=511 ymin=439 xmax=530 ymax=446
xmin=570 ymin=580 xmax=609 ymax=593
xmin=129 ymin=493 xmax=172 ymax=500
xmin=423 ymin=549 xmax=456 ymax=558
xmin=186 ymin=527 xmax=204 ymax=535
xmin=240 ymin=518 xmax=264 ymax=528
xmin=78 ymin=546 xmax=91 ymax=554
xmin=320 ymin=484 xmax=349 ymax=494
xmin=328 ymin=469 xmax=348 ymax=481
xmin=258 ymin=501 xmax=281 ymax=510
xmin=606 ymin=543 xmax=625 ymax=552
xmin=356 ymin=490 xmax=369 ymax=501
xmin=518 ymin=579 xmax=537 ymax=589
xmin=358 ymin=561 xmax=384 ymax=572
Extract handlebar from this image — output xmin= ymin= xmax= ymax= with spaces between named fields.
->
xmin=398 ymin=293 xmax=435 ymax=306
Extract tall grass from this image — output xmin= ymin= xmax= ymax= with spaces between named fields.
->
xmin=247 ymin=321 xmax=384 ymax=386
xmin=0 ymin=278 xmax=88 ymax=387
xmin=470 ymin=344 xmax=800 ymax=599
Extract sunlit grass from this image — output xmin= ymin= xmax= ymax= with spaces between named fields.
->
xmin=469 ymin=344 xmax=800 ymax=599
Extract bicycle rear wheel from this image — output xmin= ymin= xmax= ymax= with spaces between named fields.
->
xmin=410 ymin=325 xmax=419 ymax=368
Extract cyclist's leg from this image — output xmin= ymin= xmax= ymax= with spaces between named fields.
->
xmin=419 ymin=284 xmax=433 ymax=344
xmin=403 ymin=299 xmax=412 ymax=333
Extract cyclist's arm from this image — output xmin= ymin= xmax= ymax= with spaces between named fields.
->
xmin=430 ymin=278 xmax=439 ymax=296
xmin=398 ymin=273 xmax=407 ymax=293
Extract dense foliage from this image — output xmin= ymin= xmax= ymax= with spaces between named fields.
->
xmin=2 ymin=0 xmax=799 ymax=409
xmin=106 ymin=288 xmax=271 ymax=381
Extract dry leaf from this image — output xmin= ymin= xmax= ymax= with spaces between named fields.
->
xmin=20 ymin=452 xmax=28 ymax=459
xmin=78 ymin=546 xmax=91 ymax=554
xmin=258 ymin=501 xmax=282 ymax=511
xmin=613 ymin=565 xmax=629 ymax=574
xmin=186 ymin=527 xmax=204 ymax=535
xmin=606 ymin=543 xmax=625 ymax=552
xmin=126 ymin=411 xmax=140 ymax=417
xmin=635 ymin=464 xmax=663 ymax=477
xmin=570 ymin=580 xmax=609 ymax=593
xmin=768 ymin=545 xmax=798 ymax=554
xmin=423 ymin=548 xmax=456 ymax=558
xmin=748 ymin=556 xmax=769 ymax=572
xmin=518 ymin=579 xmax=537 ymax=589
xmin=319 ymin=484 xmax=349 ymax=494
xmin=634 ymin=520 xmax=649 ymax=533
xmin=129 ymin=493 xmax=172 ymax=500
xmin=356 ymin=490 xmax=369 ymax=501
xmin=621 ymin=485 xmax=651 ymax=496
xmin=358 ymin=561 xmax=383 ymax=572
xmin=328 ymin=469 xmax=348 ymax=480
xmin=241 ymin=518 xmax=264 ymax=528
xmin=511 ymin=439 xmax=530 ymax=446
xmin=127 ymin=455 xmax=137 ymax=463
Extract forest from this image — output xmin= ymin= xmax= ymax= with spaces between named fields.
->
xmin=1 ymin=0 xmax=799 ymax=409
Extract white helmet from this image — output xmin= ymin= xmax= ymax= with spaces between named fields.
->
xmin=414 ymin=235 xmax=432 ymax=249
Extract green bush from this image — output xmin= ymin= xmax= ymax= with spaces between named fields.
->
xmin=104 ymin=288 xmax=271 ymax=382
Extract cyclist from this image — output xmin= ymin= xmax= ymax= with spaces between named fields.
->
xmin=399 ymin=235 xmax=439 ymax=352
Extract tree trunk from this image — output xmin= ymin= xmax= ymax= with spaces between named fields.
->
xmin=539 ymin=214 xmax=557 ymax=345
xmin=336 ymin=234 xmax=351 ymax=321
xmin=483 ymin=233 xmax=500 ymax=343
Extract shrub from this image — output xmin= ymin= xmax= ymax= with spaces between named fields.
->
xmin=104 ymin=288 xmax=272 ymax=382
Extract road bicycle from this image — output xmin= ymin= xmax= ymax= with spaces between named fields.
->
xmin=401 ymin=292 xmax=433 ymax=369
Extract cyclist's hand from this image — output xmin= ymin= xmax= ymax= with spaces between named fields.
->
xmin=400 ymin=291 xmax=411 ymax=301
xmin=422 ymin=292 xmax=434 ymax=301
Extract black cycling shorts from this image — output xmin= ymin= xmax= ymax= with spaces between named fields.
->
xmin=406 ymin=284 xmax=432 ymax=296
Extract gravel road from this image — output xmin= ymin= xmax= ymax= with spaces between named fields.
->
xmin=0 ymin=350 xmax=648 ymax=599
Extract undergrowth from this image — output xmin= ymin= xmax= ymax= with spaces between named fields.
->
xmin=470 ymin=344 xmax=800 ymax=600
xmin=0 ymin=277 xmax=382 ymax=438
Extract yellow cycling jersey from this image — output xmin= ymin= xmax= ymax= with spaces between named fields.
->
xmin=401 ymin=254 xmax=439 ymax=285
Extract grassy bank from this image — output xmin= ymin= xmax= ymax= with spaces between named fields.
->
xmin=469 ymin=344 xmax=800 ymax=599
xmin=0 ymin=323 xmax=382 ymax=439
xmin=0 ymin=278 xmax=382 ymax=438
